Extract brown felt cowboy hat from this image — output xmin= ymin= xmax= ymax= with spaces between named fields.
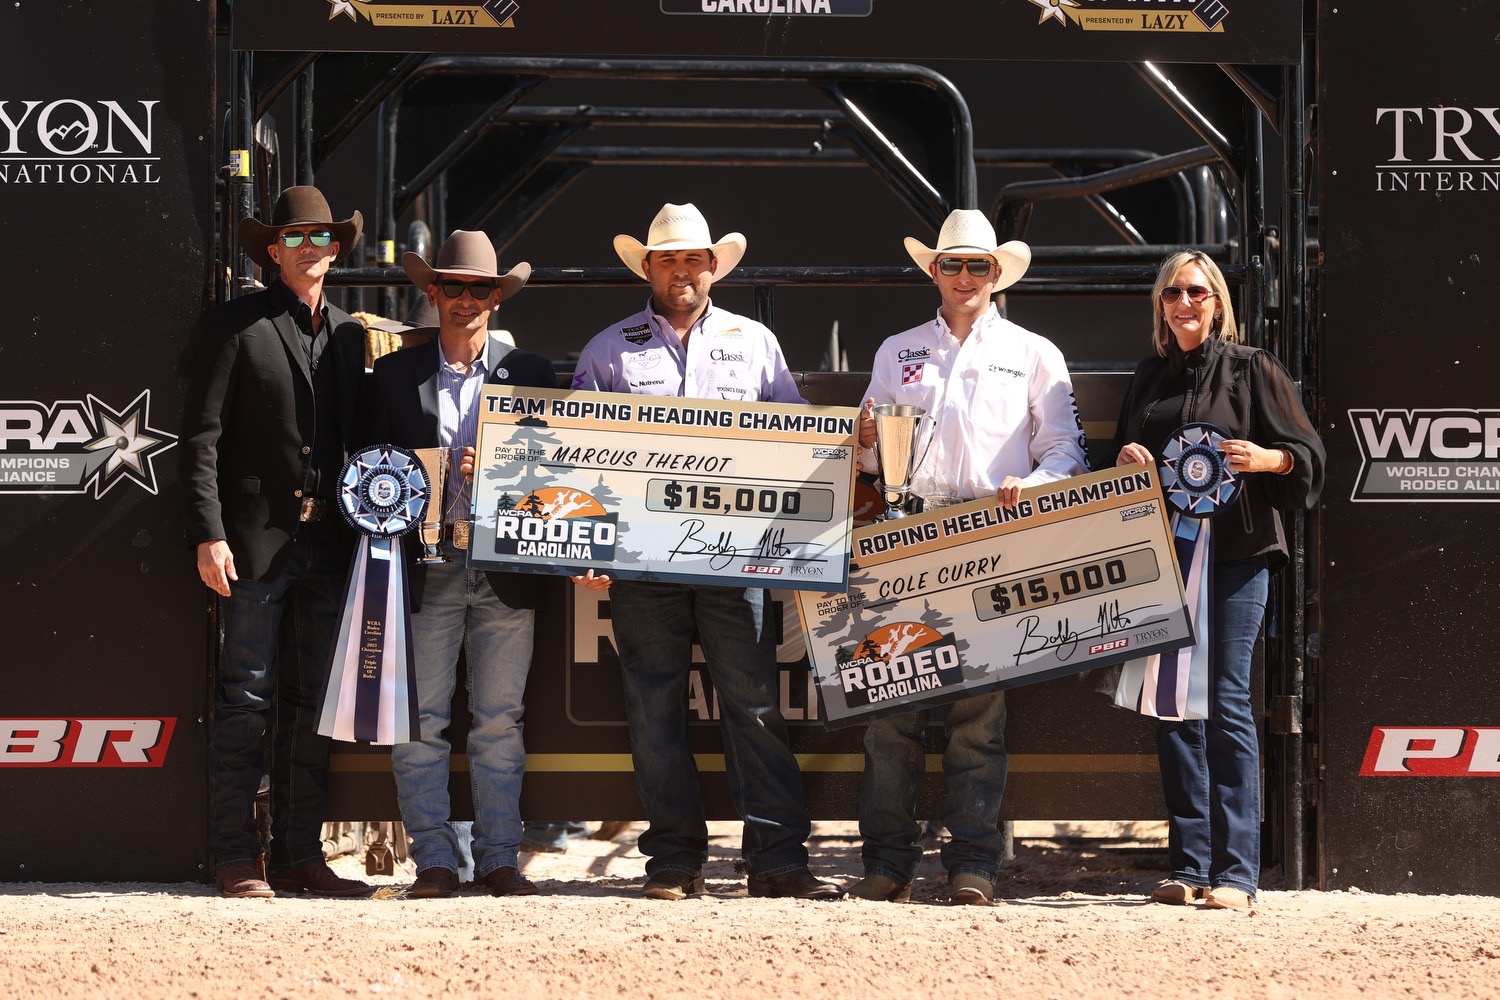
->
xmin=402 ymin=229 xmax=530 ymax=300
xmin=238 ymin=185 xmax=363 ymax=272
xmin=613 ymin=203 xmax=746 ymax=282
xmin=904 ymin=209 xmax=1031 ymax=292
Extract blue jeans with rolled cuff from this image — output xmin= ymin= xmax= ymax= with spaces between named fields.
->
xmin=607 ymin=580 xmax=812 ymax=880
xmin=859 ymin=689 xmax=1010 ymax=884
xmin=208 ymin=521 xmax=344 ymax=870
xmin=1156 ymin=555 xmax=1269 ymax=899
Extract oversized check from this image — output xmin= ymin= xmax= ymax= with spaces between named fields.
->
xmin=469 ymin=386 xmax=859 ymax=591
xmin=795 ymin=465 xmax=1195 ymax=727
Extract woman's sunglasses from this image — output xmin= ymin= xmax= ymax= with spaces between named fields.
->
xmin=278 ymin=230 xmax=333 ymax=248
xmin=1160 ymin=284 xmax=1216 ymax=304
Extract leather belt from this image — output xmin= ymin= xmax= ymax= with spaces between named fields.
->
xmin=443 ymin=520 xmax=472 ymax=550
xmin=298 ymin=497 xmax=332 ymax=523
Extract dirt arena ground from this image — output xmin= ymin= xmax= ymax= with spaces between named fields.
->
xmin=5 ymin=821 xmax=1497 ymax=999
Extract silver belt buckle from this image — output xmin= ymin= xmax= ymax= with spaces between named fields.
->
xmin=298 ymin=497 xmax=327 ymax=522
xmin=450 ymin=520 xmax=471 ymax=550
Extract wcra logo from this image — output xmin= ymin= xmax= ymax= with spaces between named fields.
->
xmin=0 ymin=391 xmax=177 ymax=497
xmin=1349 ymin=408 xmax=1500 ymax=501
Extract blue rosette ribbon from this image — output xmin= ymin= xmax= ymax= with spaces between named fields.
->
xmin=1115 ymin=423 xmax=1240 ymax=721
xmin=315 ymin=445 xmax=430 ymax=745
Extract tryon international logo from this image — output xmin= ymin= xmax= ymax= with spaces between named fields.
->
xmin=0 ymin=99 xmax=159 ymax=185
xmin=0 ymin=718 xmax=176 ymax=768
xmin=325 ymin=0 xmax=520 ymax=28
xmin=1348 ymin=408 xmax=1500 ymax=501
xmin=0 ymin=391 xmax=177 ymax=497
xmin=1375 ymin=106 xmax=1500 ymax=193
xmin=1360 ymin=726 xmax=1500 ymax=777
xmin=1030 ymin=0 xmax=1229 ymax=32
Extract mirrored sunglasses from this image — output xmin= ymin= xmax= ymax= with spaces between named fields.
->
xmin=936 ymin=257 xmax=994 ymax=277
xmin=278 ymin=230 xmax=333 ymax=248
xmin=1160 ymin=284 xmax=1216 ymax=304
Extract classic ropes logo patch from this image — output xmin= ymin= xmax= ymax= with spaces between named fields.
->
xmin=835 ymin=621 xmax=964 ymax=708
xmin=0 ymin=391 xmax=176 ymax=497
xmin=493 ymin=486 xmax=619 ymax=561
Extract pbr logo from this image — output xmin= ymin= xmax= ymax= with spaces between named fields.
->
xmin=0 ymin=717 xmax=176 ymax=768
xmin=1348 ymin=408 xmax=1500 ymax=501
xmin=493 ymin=487 xmax=618 ymax=561
xmin=1360 ymin=726 xmax=1500 ymax=777
xmin=0 ymin=391 xmax=177 ymax=497
xmin=0 ymin=99 xmax=160 ymax=185
xmin=835 ymin=621 xmax=963 ymax=708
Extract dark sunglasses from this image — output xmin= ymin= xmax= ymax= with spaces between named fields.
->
xmin=439 ymin=279 xmax=498 ymax=300
xmin=1161 ymin=284 xmax=1216 ymax=304
xmin=937 ymin=257 xmax=995 ymax=277
xmin=278 ymin=230 xmax=333 ymax=248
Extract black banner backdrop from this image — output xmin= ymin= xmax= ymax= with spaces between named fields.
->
xmin=232 ymin=0 xmax=1300 ymax=65
xmin=0 ymin=2 xmax=215 ymax=880
xmin=1319 ymin=1 xmax=1500 ymax=893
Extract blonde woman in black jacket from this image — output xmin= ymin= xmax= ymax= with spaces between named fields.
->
xmin=1114 ymin=251 xmax=1324 ymax=909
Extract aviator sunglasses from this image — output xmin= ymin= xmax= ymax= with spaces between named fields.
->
xmin=439 ymin=279 xmax=498 ymax=300
xmin=936 ymin=257 xmax=995 ymax=277
xmin=278 ymin=230 xmax=333 ymax=249
xmin=1160 ymin=284 xmax=1217 ymax=305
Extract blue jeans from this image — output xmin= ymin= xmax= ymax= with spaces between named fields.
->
xmin=208 ymin=522 xmax=344 ymax=869
xmin=608 ymin=580 xmax=811 ymax=879
xmin=391 ymin=545 xmax=535 ymax=877
xmin=859 ymin=690 xmax=1009 ymax=883
xmin=1157 ymin=555 xmax=1269 ymax=898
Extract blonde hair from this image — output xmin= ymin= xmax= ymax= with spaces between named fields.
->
xmin=1150 ymin=250 xmax=1239 ymax=357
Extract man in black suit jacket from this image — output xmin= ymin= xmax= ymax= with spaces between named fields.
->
xmin=179 ymin=186 xmax=372 ymax=899
xmin=367 ymin=230 xmax=556 ymax=899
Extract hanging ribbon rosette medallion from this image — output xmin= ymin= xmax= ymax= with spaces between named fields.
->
xmin=1114 ymin=423 xmax=1242 ymax=721
xmin=315 ymin=445 xmax=430 ymax=745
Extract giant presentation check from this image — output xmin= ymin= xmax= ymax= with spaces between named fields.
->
xmin=795 ymin=465 xmax=1196 ymax=727
xmin=469 ymin=386 xmax=859 ymax=591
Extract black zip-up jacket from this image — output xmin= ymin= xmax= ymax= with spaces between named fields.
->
xmin=1114 ymin=335 xmax=1325 ymax=572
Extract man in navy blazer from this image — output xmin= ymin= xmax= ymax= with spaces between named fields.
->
xmin=179 ymin=185 xmax=372 ymax=899
xmin=367 ymin=230 xmax=556 ymax=899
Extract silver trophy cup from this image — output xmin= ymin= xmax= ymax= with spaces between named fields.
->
xmin=413 ymin=447 xmax=449 ymax=564
xmin=873 ymin=403 xmax=929 ymax=520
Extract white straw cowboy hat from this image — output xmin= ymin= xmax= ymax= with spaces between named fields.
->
xmin=904 ymin=210 xmax=1032 ymax=292
xmin=238 ymin=185 xmax=363 ymax=272
xmin=402 ymin=229 xmax=531 ymax=300
xmin=613 ymin=203 xmax=747 ymax=281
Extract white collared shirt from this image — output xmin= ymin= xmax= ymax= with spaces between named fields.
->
xmin=571 ymin=299 xmax=805 ymax=404
xmin=861 ymin=305 xmax=1088 ymax=501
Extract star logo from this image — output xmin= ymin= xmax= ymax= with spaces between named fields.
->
xmin=83 ymin=391 xmax=177 ymax=497
xmin=1029 ymin=0 xmax=1080 ymax=26
xmin=326 ymin=0 xmax=368 ymax=22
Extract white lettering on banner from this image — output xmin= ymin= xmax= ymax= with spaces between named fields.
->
xmin=1349 ymin=408 xmax=1500 ymax=501
xmin=0 ymin=718 xmax=174 ymax=767
xmin=0 ymin=100 xmax=160 ymax=186
xmin=1360 ymin=726 xmax=1500 ymax=776
xmin=1373 ymin=106 xmax=1500 ymax=194
xmin=570 ymin=587 xmax=819 ymax=721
